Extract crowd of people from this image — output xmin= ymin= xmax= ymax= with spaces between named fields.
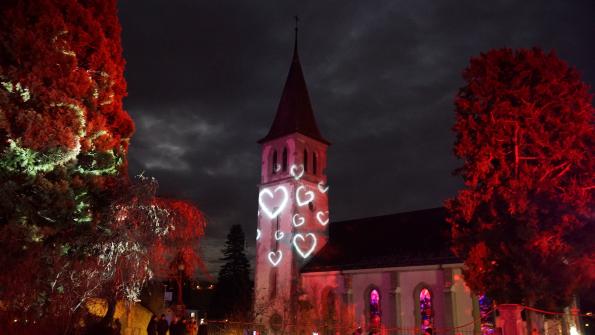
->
xmin=147 ymin=314 xmax=199 ymax=335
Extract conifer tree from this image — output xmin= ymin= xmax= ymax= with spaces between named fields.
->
xmin=447 ymin=48 xmax=594 ymax=309
xmin=210 ymin=224 xmax=253 ymax=321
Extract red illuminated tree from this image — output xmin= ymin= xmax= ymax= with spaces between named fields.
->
xmin=0 ymin=1 xmax=207 ymax=333
xmin=0 ymin=0 xmax=133 ymax=326
xmin=447 ymin=48 xmax=594 ymax=308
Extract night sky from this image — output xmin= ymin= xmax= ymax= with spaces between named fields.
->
xmin=117 ymin=0 xmax=595 ymax=276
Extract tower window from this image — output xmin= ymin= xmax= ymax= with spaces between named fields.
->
xmin=303 ymin=149 xmax=308 ymax=173
xmin=420 ymin=288 xmax=434 ymax=334
xmin=282 ymin=148 xmax=288 ymax=172
xmin=272 ymin=150 xmax=278 ymax=175
xmin=313 ymin=152 xmax=318 ymax=175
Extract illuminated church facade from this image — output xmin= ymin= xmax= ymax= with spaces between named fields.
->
xmin=253 ymin=37 xmax=485 ymax=335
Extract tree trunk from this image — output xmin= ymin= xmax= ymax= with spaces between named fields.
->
xmin=101 ymin=295 xmax=117 ymax=327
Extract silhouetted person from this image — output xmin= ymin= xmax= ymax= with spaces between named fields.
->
xmin=147 ymin=314 xmax=158 ymax=335
xmin=170 ymin=316 xmax=184 ymax=335
xmin=113 ymin=318 xmax=121 ymax=335
xmin=187 ymin=317 xmax=198 ymax=335
xmin=157 ymin=314 xmax=169 ymax=335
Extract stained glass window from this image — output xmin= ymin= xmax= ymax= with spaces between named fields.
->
xmin=370 ymin=289 xmax=381 ymax=330
xmin=420 ymin=288 xmax=433 ymax=334
xmin=479 ymin=295 xmax=495 ymax=335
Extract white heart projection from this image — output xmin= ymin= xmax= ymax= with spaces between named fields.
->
xmin=316 ymin=211 xmax=329 ymax=226
xmin=296 ymin=185 xmax=315 ymax=206
xmin=292 ymin=213 xmax=306 ymax=227
xmin=274 ymin=230 xmax=285 ymax=240
xmin=268 ymin=250 xmax=283 ymax=266
xmin=259 ymin=186 xmax=289 ymax=218
xmin=290 ymin=164 xmax=305 ymax=180
xmin=293 ymin=233 xmax=317 ymax=259
xmin=317 ymin=181 xmax=329 ymax=193
xmin=256 ymin=229 xmax=261 ymax=240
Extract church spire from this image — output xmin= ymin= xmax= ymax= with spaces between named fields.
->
xmin=258 ymin=20 xmax=329 ymax=145
xmin=293 ymin=15 xmax=299 ymax=61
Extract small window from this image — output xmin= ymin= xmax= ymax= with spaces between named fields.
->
xmin=420 ymin=288 xmax=433 ymax=335
xmin=303 ymin=149 xmax=308 ymax=173
xmin=272 ymin=150 xmax=278 ymax=175
xmin=282 ymin=148 xmax=288 ymax=172
xmin=313 ymin=152 xmax=318 ymax=175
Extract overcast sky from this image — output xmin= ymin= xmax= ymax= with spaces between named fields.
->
xmin=117 ymin=0 xmax=595 ymax=277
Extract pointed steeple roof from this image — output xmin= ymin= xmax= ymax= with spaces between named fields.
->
xmin=258 ymin=27 xmax=329 ymax=145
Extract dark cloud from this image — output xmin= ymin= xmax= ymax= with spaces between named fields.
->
xmin=118 ymin=0 xmax=595 ymax=276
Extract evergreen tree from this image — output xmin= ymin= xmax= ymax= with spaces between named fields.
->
xmin=447 ymin=48 xmax=594 ymax=309
xmin=210 ymin=224 xmax=253 ymax=321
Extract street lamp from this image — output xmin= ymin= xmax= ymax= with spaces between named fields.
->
xmin=172 ymin=257 xmax=186 ymax=317
xmin=177 ymin=263 xmax=185 ymax=305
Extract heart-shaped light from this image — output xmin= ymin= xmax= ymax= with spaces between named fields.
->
xmin=317 ymin=181 xmax=329 ymax=193
xmin=259 ymin=186 xmax=289 ymax=218
xmin=268 ymin=250 xmax=282 ymax=267
xmin=293 ymin=233 xmax=317 ymax=259
xmin=290 ymin=164 xmax=304 ymax=180
xmin=274 ymin=230 xmax=285 ymax=240
xmin=292 ymin=213 xmax=306 ymax=227
xmin=296 ymin=185 xmax=315 ymax=207
xmin=316 ymin=211 xmax=329 ymax=226
xmin=256 ymin=229 xmax=261 ymax=240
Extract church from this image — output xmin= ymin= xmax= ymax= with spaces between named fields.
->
xmin=252 ymin=33 xmax=484 ymax=335
xmin=251 ymin=33 xmax=584 ymax=335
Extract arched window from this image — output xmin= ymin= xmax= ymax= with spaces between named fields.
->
xmin=369 ymin=289 xmax=381 ymax=331
xmin=479 ymin=295 xmax=495 ymax=335
xmin=303 ymin=149 xmax=308 ymax=173
xmin=324 ymin=290 xmax=337 ymax=335
xmin=312 ymin=152 xmax=318 ymax=175
xmin=282 ymin=148 xmax=288 ymax=172
xmin=420 ymin=288 xmax=434 ymax=334
xmin=272 ymin=150 xmax=278 ymax=175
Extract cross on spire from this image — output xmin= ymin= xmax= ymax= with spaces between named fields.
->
xmin=294 ymin=16 xmax=299 ymax=50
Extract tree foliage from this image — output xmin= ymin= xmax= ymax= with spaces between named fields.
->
xmin=0 ymin=0 xmax=207 ymax=333
xmin=0 ymin=0 xmax=132 ymax=320
xmin=210 ymin=224 xmax=253 ymax=321
xmin=447 ymin=48 xmax=594 ymax=308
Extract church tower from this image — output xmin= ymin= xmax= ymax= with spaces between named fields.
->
xmin=254 ymin=29 xmax=330 ymax=332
